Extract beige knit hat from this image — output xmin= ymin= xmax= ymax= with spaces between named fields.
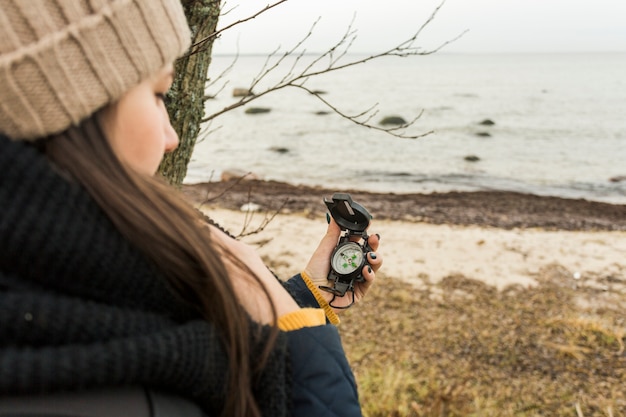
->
xmin=0 ymin=0 xmax=191 ymax=141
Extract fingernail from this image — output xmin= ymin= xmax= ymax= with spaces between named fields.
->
xmin=367 ymin=266 xmax=372 ymax=273
xmin=326 ymin=213 xmax=331 ymax=224
xmin=376 ymin=233 xmax=381 ymax=241
xmin=369 ymin=252 xmax=377 ymax=260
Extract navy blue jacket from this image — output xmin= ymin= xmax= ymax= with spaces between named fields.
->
xmin=284 ymin=275 xmax=362 ymax=416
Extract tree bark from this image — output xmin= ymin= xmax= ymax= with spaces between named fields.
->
xmin=158 ymin=0 xmax=221 ymax=186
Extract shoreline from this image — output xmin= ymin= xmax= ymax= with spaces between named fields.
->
xmin=182 ymin=179 xmax=626 ymax=231
xmin=183 ymin=180 xmax=626 ymax=292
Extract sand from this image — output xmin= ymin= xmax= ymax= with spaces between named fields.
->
xmin=201 ymin=206 xmax=626 ymax=292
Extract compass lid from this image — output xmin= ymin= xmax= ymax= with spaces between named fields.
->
xmin=324 ymin=193 xmax=372 ymax=233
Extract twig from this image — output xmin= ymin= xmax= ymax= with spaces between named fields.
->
xmin=237 ymin=197 xmax=291 ymax=238
xmin=202 ymin=0 xmax=465 ymax=139
xmin=185 ymin=0 xmax=289 ymax=58
xmin=293 ymin=85 xmax=433 ymax=139
xmin=199 ymin=173 xmax=255 ymax=204
xmin=197 ymin=173 xmax=292 ymax=238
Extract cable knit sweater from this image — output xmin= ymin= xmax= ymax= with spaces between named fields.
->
xmin=0 ymin=135 xmax=363 ymax=417
xmin=0 ymin=135 xmax=290 ymax=415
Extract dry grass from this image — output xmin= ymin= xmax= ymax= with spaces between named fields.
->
xmin=340 ymin=264 xmax=626 ymax=417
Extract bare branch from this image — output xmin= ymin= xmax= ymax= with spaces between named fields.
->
xmin=245 ymin=18 xmax=320 ymax=95
xmin=203 ymin=0 xmax=463 ymax=138
xmin=236 ymin=194 xmax=291 ymax=239
xmin=300 ymin=14 xmax=358 ymax=75
xmin=205 ymin=54 xmax=236 ymax=96
xmin=185 ymin=0 xmax=289 ymax=58
xmin=198 ymin=173 xmax=292 ymax=238
xmin=199 ymin=172 xmax=256 ymax=205
xmin=293 ymin=85 xmax=433 ymax=140
xmin=195 ymin=119 xmax=221 ymax=145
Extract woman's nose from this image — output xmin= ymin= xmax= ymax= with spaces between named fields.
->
xmin=163 ymin=121 xmax=179 ymax=153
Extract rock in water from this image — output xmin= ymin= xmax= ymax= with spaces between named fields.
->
xmin=464 ymin=155 xmax=480 ymax=162
xmin=245 ymin=107 xmax=271 ymax=114
xmin=233 ymin=88 xmax=253 ymax=97
xmin=380 ymin=116 xmax=407 ymax=126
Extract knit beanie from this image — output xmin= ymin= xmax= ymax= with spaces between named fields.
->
xmin=0 ymin=0 xmax=191 ymax=141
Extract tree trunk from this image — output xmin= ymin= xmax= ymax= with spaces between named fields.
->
xmin=158 ymin=0 xmax=221 ymax=186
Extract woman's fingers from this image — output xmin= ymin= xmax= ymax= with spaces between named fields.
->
xmin=366 ymin=234 xmax=382 ymax=273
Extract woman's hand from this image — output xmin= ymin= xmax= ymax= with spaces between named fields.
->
xmin=209 ymin=225 xmax=299 ymax=324
xmin=303 ymin=218 xmax=382 ymax=311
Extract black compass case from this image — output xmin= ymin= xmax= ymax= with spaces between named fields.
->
xmin=324 ymin=193 xmax=372 ymax=234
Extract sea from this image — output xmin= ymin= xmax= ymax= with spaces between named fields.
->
xmin=185 ymin=53 xmax=626 ymax=205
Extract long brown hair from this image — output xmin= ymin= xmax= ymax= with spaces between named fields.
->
xmin=41 ymin=114 xmax=277 ymax=417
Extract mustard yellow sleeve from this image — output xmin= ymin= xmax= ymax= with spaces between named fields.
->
xmin=301 ymin=270 xmax=340 ymax=326
xmin=277 ymin=308 xmax=326 ymax=331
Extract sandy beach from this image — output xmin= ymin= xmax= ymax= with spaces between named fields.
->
xmin=197 ymin=208 xmax=626 ymax=294
xmin=183 ymin=180 xmax=626 ymax=295
xmin=183 ymin=179 xmax=626 ymax=413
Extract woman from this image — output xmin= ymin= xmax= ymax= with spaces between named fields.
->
xmin=0 ymin=1 xmax=382 ymax=416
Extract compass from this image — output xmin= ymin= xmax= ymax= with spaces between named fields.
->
xmin=320 ymin=193 xmax=372 ymax=300
xmin=331 ymin=242 xmax=365 ymax=275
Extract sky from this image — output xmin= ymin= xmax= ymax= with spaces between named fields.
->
xmin=213 ymin=0 xmax=626 ymax=55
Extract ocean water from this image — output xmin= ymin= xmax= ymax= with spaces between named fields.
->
xmin=186 ymin=53 xmax=626 ymax=204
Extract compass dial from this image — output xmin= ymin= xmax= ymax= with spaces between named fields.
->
xmin=331 ymin=242 xmax=364 ymax=274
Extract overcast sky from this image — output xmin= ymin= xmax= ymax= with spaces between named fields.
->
xmin=213 ymin=0 xmax=626 ymax=54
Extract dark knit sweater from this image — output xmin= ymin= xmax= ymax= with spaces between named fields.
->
xmin=0 ymin=135 xmax=291 ymax=416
